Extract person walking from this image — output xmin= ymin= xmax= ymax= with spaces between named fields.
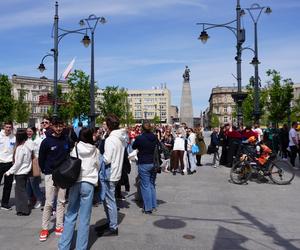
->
xmin=38 ymin=117 xmax=70 ymax=242
xmin=98 ymin=114 xmax=126 ymax=236
xmin=58 ymin=128 xmax=100 ymax=250
xmin=0 ymin=121 xmax=16 ymax=210
xmin=5 ymin=129 xmax=31 ymax=215
xmin=132 ymin=120 xmax=158 ymax=214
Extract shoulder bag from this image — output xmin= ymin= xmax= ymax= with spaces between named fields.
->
xmin=52 ymin=144 xmax=82 ymax=189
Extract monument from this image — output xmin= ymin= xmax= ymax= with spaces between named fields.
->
xmin=180 ymin=66 xmax=194 ymax=127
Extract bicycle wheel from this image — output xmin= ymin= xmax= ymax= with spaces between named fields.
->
xmin=230 ymin=160 xmax=252 ymax=184
xmin=269 ymin=159 xmax=295 ymax=185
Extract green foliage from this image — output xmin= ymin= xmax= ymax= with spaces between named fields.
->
xmin=152 ymin=115 xmax=160 ymax=125
xmin=0 ymin=74 xmax=15 ymax=123
xmin=210 ymin=113 xmax=220 ymax=128
xmin=67 ymin=70 xmax=91 ymax=121
xmin=266 ymin=69 xmax=293 ymax=126
xmin=98 ymin=86 xmax=128 ymax=123
xmin=14 ymin=89 xmax=30 ymax=125
xmin=242 ymin=79 xmax=268 ymax=126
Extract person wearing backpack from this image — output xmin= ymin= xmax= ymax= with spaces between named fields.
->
xmin=132 ymin=120 xmax=157 ymax=214
xmin=58 ymin=128 xmax=100 ymax=250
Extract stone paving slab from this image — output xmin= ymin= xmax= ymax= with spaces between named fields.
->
xmin=1 ymin=135 xmax=300 ymax=250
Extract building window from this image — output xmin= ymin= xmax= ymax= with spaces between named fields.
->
xmin=224 ymin=107 xmax=227 ymax=113
xmin=224 ymin=116 xmax=228 ymax=123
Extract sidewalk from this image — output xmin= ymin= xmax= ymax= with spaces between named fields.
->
xmin=1 ymin=149 xmax=300 ymax=249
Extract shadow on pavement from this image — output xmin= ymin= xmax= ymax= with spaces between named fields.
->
xmin=232 ymin=205 xmax=299 ymax=250
xmin=66 ymin=212 xmax=126 ymax=250
xmin=212 ymin=226 xmax=248 ymax=250
xmin=153 ymin=218 xmax=186 ymax=229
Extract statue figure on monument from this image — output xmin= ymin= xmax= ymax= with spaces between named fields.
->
xmin=183 ymin=65 xmax=190 ymax=82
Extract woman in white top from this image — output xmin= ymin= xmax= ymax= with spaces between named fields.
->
xmin=26 ymin=127 xmax=44 ymax=209
xmin=59 ymin=128 xmax=100 ymax=250
xmin=6 ymin=129 xmax=32 ymax=216
xmin=171 ymin=128 xmax=185 ymax=175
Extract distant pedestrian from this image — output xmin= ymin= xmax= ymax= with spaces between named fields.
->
xmin=288 ymin=121 xmax=299 ymax=168
xmin=5 ymin=129 xmax=31 ymax=216
xmin=0 ymin=121 xmax=16 ymax=210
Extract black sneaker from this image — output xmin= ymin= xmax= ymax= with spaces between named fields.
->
xmin=99 ymin=228 xmax=118 ymax=237
xmin=1 ymin=205 xmax=12 ymax=211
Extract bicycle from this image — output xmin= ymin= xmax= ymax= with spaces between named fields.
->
xmin=230 ymin=142 xmax=295 ymax=185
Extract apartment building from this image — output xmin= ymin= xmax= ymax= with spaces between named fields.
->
xmin=11 ymin=74 xmax=69 ymax=126
xmin=208 ymin=86 xmax=237 ymax=126
xmin=127 ymin=86 xmax=171 ymax=124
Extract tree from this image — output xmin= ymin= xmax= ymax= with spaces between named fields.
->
xmin=14 ymin=89 xmax=30 ymax=127
xmin=67 ymin=70 xmax=91 ymax=121
xmin=266 ymin=69 xmax=293 ymax=126
xmin=242 ymin=79 xmax=268 ymax=126
xmin=0 ymin=74 xmax=15 ymax=123
xmin=98 ymin=86 xmax=128 ymax=123
xmin=210 ymin=113 xmax=220 ymax=128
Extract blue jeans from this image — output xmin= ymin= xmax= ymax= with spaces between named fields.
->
xmin=26 ymin=176 xmax=44 ymax=202
xmin=58 ymin=182 xmax=94 ymax=250
xmin=103 ymin=181 xmax=118 ymax=230
xmin=138 ymin=163 xmax=157 ymax=212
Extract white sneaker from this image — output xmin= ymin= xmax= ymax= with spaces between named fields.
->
xmin=213 ymin=165 xmax=217 ymax=168
xmin=34 ymin=201 xmax=42 ymax=209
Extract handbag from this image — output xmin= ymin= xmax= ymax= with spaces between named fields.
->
xmin=152 ymin=140 xmax=162 ymax=174
xmin=52 ymin=145 xmax=82 ymax=189
xmin=191 ymin=144 xmax=200 ymax=154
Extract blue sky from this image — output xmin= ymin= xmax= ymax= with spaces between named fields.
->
xmin=1 ymin=0 xmax=300 ymax=116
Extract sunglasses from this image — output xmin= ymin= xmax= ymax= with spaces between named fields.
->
xmin=41 ymin=121 xmax=49 ymax=124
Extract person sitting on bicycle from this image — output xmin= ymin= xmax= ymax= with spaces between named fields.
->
xmin=248 ymin=136 xmax=272 ymax=167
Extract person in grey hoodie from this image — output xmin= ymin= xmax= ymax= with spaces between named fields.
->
xmin=97 ymin=114 xmax=126 ymax=237
xmin=59 ymin=127 xmax=100 ymax=250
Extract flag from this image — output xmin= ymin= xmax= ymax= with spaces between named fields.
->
xmin=62 ymin=57 xmax=75 ymax=80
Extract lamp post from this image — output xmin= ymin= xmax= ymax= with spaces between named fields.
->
xmin=247 ymin=4 xmax=272 ymax=124
xmin=38 ymin=2 xmax=106 ymax=125
xmin=197 ymin=0 xmax=247 ymax=127
xmin=79 ymin=15 xmax=106 ymax=128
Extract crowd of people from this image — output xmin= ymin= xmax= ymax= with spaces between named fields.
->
xmin=1 ymin=115 xmax=299 ymax=249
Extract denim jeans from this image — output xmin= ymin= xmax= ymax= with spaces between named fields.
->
xmin=103 ymin=181 xmax=118 ymax=230
xmin=58 ymin=182 xmax=94 ymax=250
xmin=26 ymin=176 xmax=44 ymax=202
xmin=188 ymin=152 xmax=197 ymax=172
xmin=138 ymin=163 xmax=157 ymax=212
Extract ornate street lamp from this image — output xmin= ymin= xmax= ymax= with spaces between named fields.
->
xmin=197 ymin=0 xmax=247 ymax=127
xmin=246 ymin=3 xmax=271 ymax=124
xmin=79 ymin=14 xmax=107 ymax=128
xmin=38 ymin=2 xmax=106 ymax=123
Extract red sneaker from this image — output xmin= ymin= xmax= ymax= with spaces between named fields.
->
xmin=39 ymin=229 xmax=49 ymax=242
xmin=55 ymin=227 xmax=63 ymax=236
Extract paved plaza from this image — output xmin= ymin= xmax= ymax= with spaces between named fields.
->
xmin=1 ymin=137 xmax=300 ymax=250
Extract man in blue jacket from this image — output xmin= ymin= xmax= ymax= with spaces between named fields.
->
xmin=38 ymin=117 xmax=70 ymax=242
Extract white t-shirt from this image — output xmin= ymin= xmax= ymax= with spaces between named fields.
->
xmin=289 ymin=128 xmax=298 ymax=146
xmin=254 ymin=128 xmax=263 ymax=142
